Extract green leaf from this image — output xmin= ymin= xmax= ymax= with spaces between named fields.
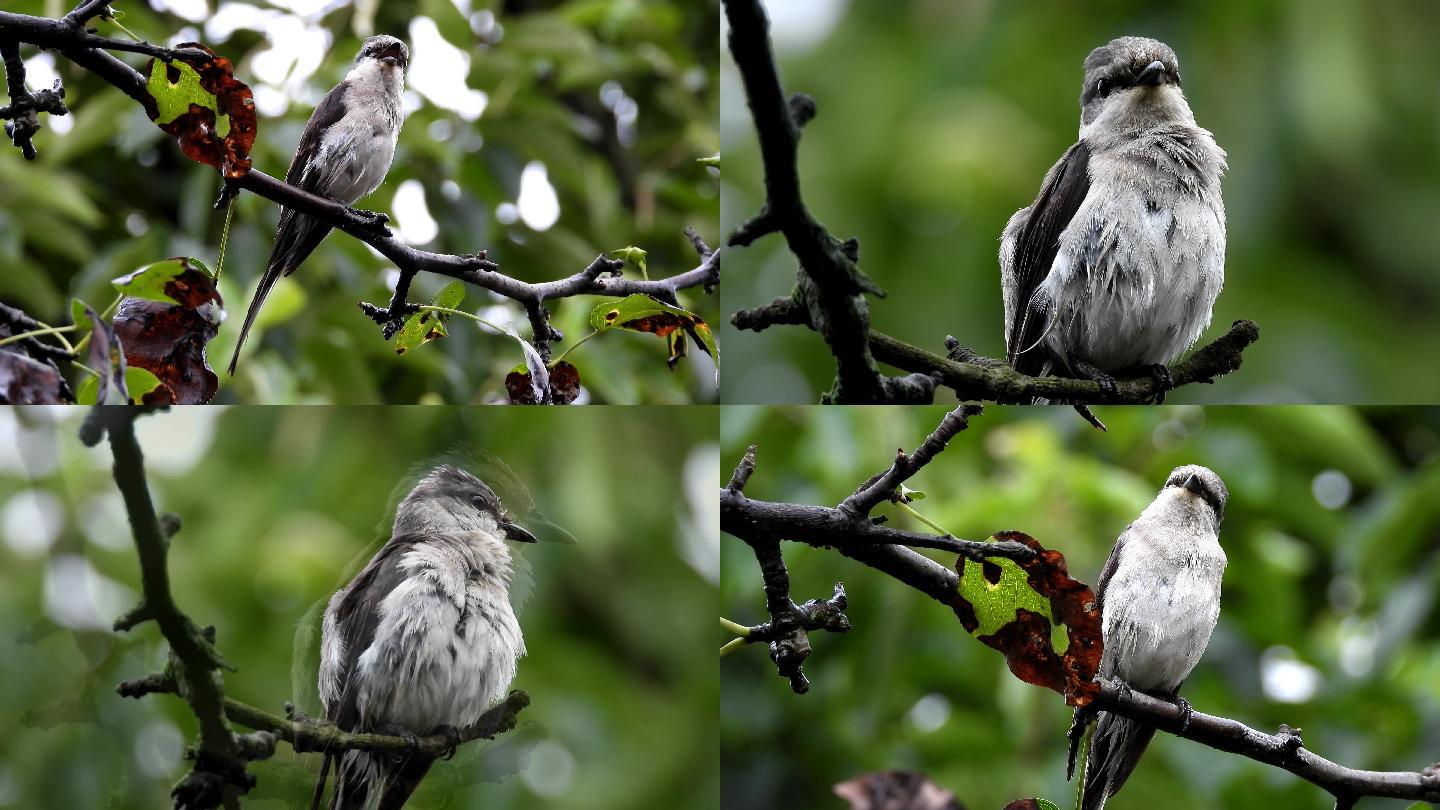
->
xmin=68 ymin=296 xmax=89 ymax=328
xmin=958 ymin=554 xmax=1067 ymax=654
xmin=606 ymin=246 xmax=648 ymax=278
xmin=898 ymin=484 xmax=926 ymax=502
xmin=112 ymin=257 xmax=216 ymax=305
xmin=75 ymin=367 xmax=164 ymax=405
xmin=394 ymin=281 xmax=467 ymax=355
xmin=698 ymin=154 xmax=720 ymax=168
xmin=587 ymin=294 xmax=719 ymax=376
xmin=147 ymin=59 xmax=230 ymax=137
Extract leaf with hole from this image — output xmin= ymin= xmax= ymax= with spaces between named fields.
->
xmin=142 ymin=43 xmax=257 ymax=178
xmin=949 ymin=531 xmax=1102 ymax=706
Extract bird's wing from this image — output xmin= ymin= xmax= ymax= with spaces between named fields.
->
xmin=325 ymin=537 xmax=418 ymax=731
xmin=1093 ymin=525 xmax=1126 ymax=615
xmin=1005 ymin=141 xmax=1092 ymax=376
xmin=286 ymin=80 xmax=352 ymax=192
xmin=228 ymin=81 xmax=354 ymax=373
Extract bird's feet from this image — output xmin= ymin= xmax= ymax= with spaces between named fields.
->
xmin=1104 ymin=676 xmax=1133 ymax=699
xmin=381 ymin=724 xmax=421 ymax=753
xmin=1074 ymin=360 xmax=1119 ymax=399
xmin=433 ymin=724 xmax=463 ymax=761
xmin=347 ymin=207 xmax=392 ymax=237
xmin=1174 ymin=696 xmax=1194 ymax=734
xmin=1145 ymin=363 xmax=1174 ymax=404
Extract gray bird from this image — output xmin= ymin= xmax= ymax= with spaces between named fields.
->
xmin=1079 ymin=464 xmax=1228 ymax=810
xmin=315 ymin=465 xmax=535 ymax=810
xmin=229 ymin=35 xmax=409 ymax=375
xmin=1001 ymin=37 xmax=1227 ymax=399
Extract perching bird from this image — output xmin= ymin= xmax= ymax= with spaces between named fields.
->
xmin=1078 ymin=464 xmax=1228 ymax=810
xmin=228 ymin=35 xmax=409 ymax=375
xmin=315 ymin=465 xmax=535 ymax=810
xmin=1000 ymin=37 xmax=1227 ymax=399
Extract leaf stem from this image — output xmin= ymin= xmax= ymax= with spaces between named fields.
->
xmin=720 ymin=637 xmax=748 ymax=657
xmin=893 ymin=501 xmax=953 ymax=538
xmin=0 ymin=323 xmax=76 ymax=348
xmin=416 ymin=305 xmax=504 ymax=333
xmin=719 ymin=617 xmax=750 ymax=637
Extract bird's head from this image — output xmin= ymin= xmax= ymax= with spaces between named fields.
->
xmin=395 ymin=464 xmax=537 ymax=543
xmin=357 ymin=34 xmax=409 ymax=74
xmin=1079 ymin=36 xmax=1192 ymax=136
xmin=1162 ymin=464 xmax=1228 ymax=530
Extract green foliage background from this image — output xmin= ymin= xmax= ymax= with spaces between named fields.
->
xmin=0 ymin=0 xmax=719 ymax=404
xmin=720 ymin=405 xmax=1440 ymax=809
xmin=0 ymin=405 xmax=719 ymax=809
xmin=720 ymin=0 xmax=1440 ymax=404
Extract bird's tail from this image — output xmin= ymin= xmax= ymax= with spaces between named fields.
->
xmin=227 ymin=263 xmax=283 ymax=376
xmin=327 ymin=748 xmax=436 ymax=810
xmin=1080 ymin=710 xmax=1157 ymax=810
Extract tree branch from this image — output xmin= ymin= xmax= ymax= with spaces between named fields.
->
xmin=719 ymin=407 xmax=1440 ymax=807
xmin=0 ymin=5 xmax=720 ymax=387
xmin=1096 ymin=684 xmax=1440 ymax=807
xmin=723 ymin=0 xmax=1259 ymax=407
xmin=86 ymin=406 xmax=253 ymax=808
xmin=118 ymin=672 xmax=529 ymax=758
xmin=722 ymin=0 xmax=936 ymax=404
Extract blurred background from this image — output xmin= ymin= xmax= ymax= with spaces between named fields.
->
xmin=0 ymin=0 xmax=719 ymax=403
xmin=0 ymin=405 xmax=719 ymax=809
xmin=721 ymin=405 xmax=1440 ymax=809
xmin=720 ymin=0 xmax=1440 ymax=404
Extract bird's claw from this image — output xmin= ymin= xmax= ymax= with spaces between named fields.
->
xmin=1075 ymin=361 xmax=1119 ymax=399
xmin=434 ymin=725 xmax=463 ymax=761
xmin=348 ymin=208 xmax=392 ymax=237
xmin=1146 ymin=364 xmax=1174 ymax=403
xmin=1174 ymin=696 xmax=1194 ymax=734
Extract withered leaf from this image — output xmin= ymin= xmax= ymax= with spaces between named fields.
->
xmin=142 ymin=43 xmax=257 ymax=178
xmin=506 ymin=361 xmax=579 ymax=405
xmin=0 ymin=351 xmax=66 ymax=404
xmin=588 ymin=294 xmax=718 ymax=377
xmin=109 ymin=259 xmax=223 ymax=404
xmin=833 ymin=771 xmax=964 ymax=810
xmin=948 ymin=531 xmax=1102 ymax=706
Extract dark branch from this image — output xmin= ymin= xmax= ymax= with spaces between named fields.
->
xmin=1096 ymin=683 xmax=1440 ymax=807
xmin=734 ymin=292 xmax=1260 ymax=404
xmin=838 ymin=404 xmax=982 ymax=518
xmin=720 ymin=405 xmax=1440 ymax=807
xmin=723 ymin=0 xmax=933 ymax=404
xmin=91 ymin=407 xmax=250 ymax=808
xmin=0 ymin=34 xmax=68 ymax=160
xmin=119 ymin=671 xmax=530 ymax=758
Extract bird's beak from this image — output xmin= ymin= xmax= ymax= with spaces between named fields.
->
xmin=1137 ymin=60 xmax=1171 ymax=86
xmin=1182 ymin=473 xmax=1205 ymax=496
xmin=378 ymin=44 xmax=405 ymax=68
xmin=502 ymin=520 xmax=538 ymax=544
